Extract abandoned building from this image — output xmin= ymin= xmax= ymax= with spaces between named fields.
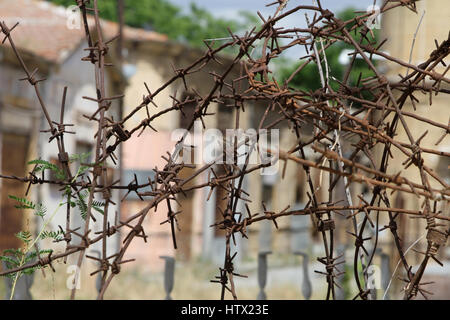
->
xmin=0 ymin=1 xmax=448 ymax=295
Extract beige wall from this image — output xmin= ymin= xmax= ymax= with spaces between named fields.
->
xmin=381 ymin=1 xmax=450 ymax=76
xmin=379 ymin=2 xmax=449 ymax=251
xmin=381 ymin=2 xmax=449 ymax=195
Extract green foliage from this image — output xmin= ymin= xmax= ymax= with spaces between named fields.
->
xmin=47 ymin=0 xmax=257 ymax=48
xmin=69 ymin=151 xmax=91 ymax=163
xmin=92 ymin=200 xmax=106 ymax=215
xmin=277 ymin=7 xmax=379 ymax=98
xmin=2 ymin=193 xmax=64 ymax=283
xmin=0 ymin=249 xmax=53 ymax=278
xmin=34 ymin=204 xmax=47 ymax=219
xmin=8 ymin=195 xmax=36 ymax=210
xmin=72 ymin=190 xmax=105 ymax=220
xmin=70 ymin=152 xmax=92 ymax=182
xmin=40 ymin=230 xmax=64 ymax=242
xmin=16 ymin=231 xmax=32 ymax=245
xmin=8 ymin=196 xmax=47 ymax=219
xmin=74 ymin=191 xmax=88 ymax=220
xmin=28 ymin=159 xmax=65 ymax=181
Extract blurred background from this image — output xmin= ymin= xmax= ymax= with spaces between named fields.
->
xmin=0 ymin=0 xmax=449 ymax=299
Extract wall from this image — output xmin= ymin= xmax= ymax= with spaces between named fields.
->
xmin=0 ymin=42 xmax=122 ymax=263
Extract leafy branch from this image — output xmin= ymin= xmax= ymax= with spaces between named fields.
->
xmin=1 ymin=199 xmax=64 ymax=299
xmin=28 ymin=159 xmax=66 ymax=181
xmin=8 ymin=196 xmax=47 ymax=219
xmin=71 ymin=190 xmax=105 ymax=219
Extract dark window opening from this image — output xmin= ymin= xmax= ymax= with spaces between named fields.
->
xmin=179 ymin=92 xmax=196 ymax=131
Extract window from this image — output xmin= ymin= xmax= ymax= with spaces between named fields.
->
xmin=436 ymin=157 xmax=450 ymax=185
xmin=217 ymin=100 xmax=234 ymax=133
xmin=179 ymin=92 xmax=196 ymax=131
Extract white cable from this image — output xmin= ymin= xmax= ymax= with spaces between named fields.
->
xmin=382 ymin=232 xmax=426 ymax=300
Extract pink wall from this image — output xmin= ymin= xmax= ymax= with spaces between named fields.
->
xmin=123 ymin=131 xmax=176 ymax=170
xmin=121 ymin=131 xmax=207 ymax=270
xmin=121 ymin=132 xmax=176 ymax=270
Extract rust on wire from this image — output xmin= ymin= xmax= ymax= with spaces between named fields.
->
xmin=0 ymin=0 xmax=449 ymax=300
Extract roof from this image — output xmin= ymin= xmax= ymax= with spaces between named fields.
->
xmin=0 ymin=0 xmax=168 ymax=64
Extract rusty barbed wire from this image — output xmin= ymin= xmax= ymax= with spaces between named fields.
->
xmin=0 ymin=0 xmax=449 ymax=300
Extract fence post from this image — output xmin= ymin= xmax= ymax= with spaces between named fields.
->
xmin=334 ymin=244 xmax=347 ymax=300
xmin=257 ymin=251 xmax=271 ymax=300
xmin=379 ymin=250 xmax=391 ymax=300
xmin=2 ymin=261 xmax=34 ymax=300
xmin=291 ymin=205 xmax=312 ymax=300
xmin=160 ymin=256 xmax=175 ymax=300
xmin=293 ymin=252 xmax=312 ymax=300
xmin=91 ymin=250 xmax=103 ymax=294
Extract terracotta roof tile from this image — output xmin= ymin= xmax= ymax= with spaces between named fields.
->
xmin=0 ymin=0 xmax=167 ymax=64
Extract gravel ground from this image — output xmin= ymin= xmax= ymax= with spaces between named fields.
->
xmin=1 ymin=258 xmax=448 ymax=300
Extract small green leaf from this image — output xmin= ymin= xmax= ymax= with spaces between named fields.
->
xmin=40 ymin=230 xmax=64 ymax=241
xmin=8 ymin=195 xmax=35 ymax=210
xmin=16 ymin=231 xmax=32 ymax=244
xmin=34 ymin=203 xmax=47 ymax=219
xmin=0 ymin=255 xmax=19 ymax=267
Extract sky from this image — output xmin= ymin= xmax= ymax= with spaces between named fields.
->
xmin=167 ymin=0 xmax=379 ymax=59
xmin=168 ymin=0 xmax=377 ymax=19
